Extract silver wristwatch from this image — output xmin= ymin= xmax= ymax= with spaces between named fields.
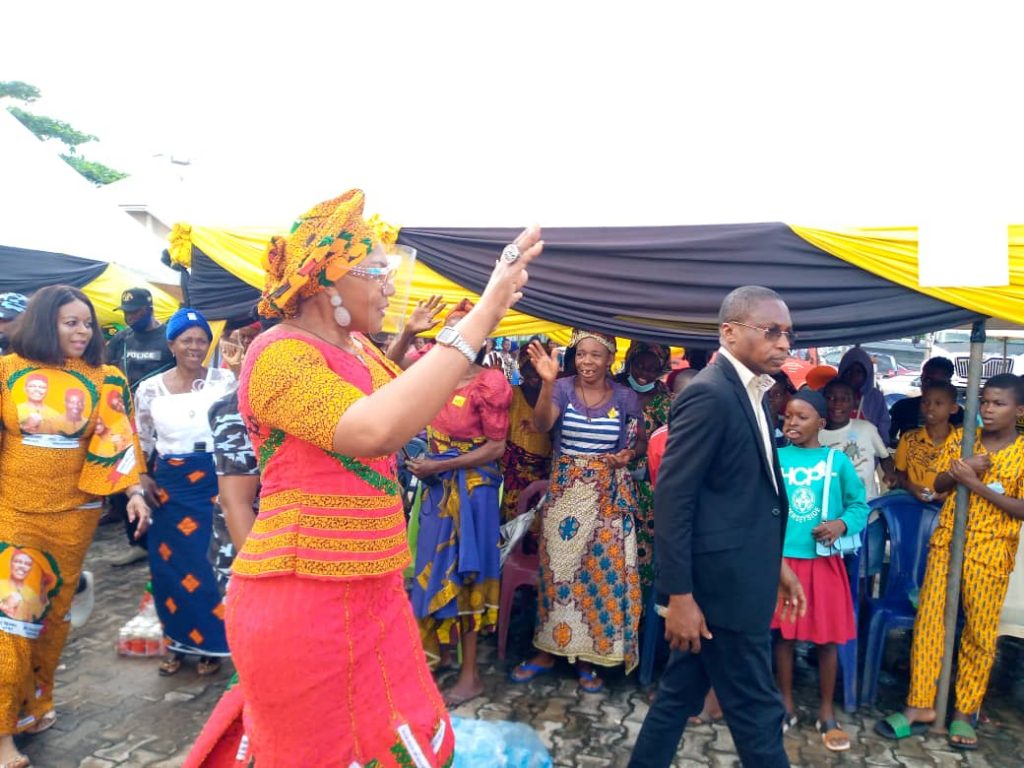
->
xmin=435 ymin=326 xmax=478 ymax=363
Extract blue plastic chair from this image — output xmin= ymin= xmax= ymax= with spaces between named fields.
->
xmin=859 ymin=494 xmax=940 ymax=707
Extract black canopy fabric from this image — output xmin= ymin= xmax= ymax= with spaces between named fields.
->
xmin=397 ymin=223 xmax=981 ymax=347
xmin=0 ymin=245 xmax=108 ymax=293
xmin=185 ymin=246 xmax=261 ymax=322
xmin=172 ymin=221 xmax=983 ymax=346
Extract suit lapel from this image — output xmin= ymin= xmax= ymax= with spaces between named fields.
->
xmin=716 ymin=357 xmax=774 ymax=485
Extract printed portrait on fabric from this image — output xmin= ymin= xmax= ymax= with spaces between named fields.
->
xmin=0 ymin=545 xmax=60 ymax=625
xmin=9 ymin=369 xmax=97 ymax=439
xmin=90 ymin=385 xmax=135 ymax=460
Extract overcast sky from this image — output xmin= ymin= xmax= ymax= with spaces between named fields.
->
xmin=3 ymin=1 xmax=1020 ymax=282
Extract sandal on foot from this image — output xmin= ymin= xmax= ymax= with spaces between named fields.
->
xmin=578 ymin=669 xmax=604 ymax=694
xmin=948 ymin=719 xmax=979 ymax=751
xmin=442 ymin=687 xmax=484 ymax=708
xmin=509 ymin=661 xmax=554 ymax=684
xmin=1 ymin=755 xmax=30 ymax=768
xmin=196 ymin=658 xmax=222 ymax=677
xmin=782 ymin=712 xmax=798 ymax=733
xmin=874 ymin=712 xmax=931 ymax=740
xmin=688 ymin=711 xmax=723 ymax=726
xmin=817 ymin=719 xmax=851 ymax=752
xmin=159 ymin=655 xmax=183 ymax=676
xmin=24 ymin=709 xmax=56 ymax=735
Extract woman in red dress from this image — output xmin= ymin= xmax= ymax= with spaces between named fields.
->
xmin=208 ymin=190 xmax=540 ymax=768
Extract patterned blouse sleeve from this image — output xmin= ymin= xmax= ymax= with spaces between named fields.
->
xmin=552 ymin=376 xmax=573 ymax=417
xmin=209 ymin=393 xmax=258 ymax=476
xmin=620 ymin=385 xmax=643 ymax=420
xmin=107 ymin=365 xmax=147 ymax=474
xmin=472 ymin=368 xmax=513 ymax=441
xmin=133 ymin=376 xmax=159 ymax=459
xmin=933 ymin=427 xmax=964 ymax=476
xmin=245 ymin=338 xmax=365 ymax=452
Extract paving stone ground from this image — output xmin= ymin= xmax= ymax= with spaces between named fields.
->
xmin=19 ymin=524 xmax=1024 ymax=767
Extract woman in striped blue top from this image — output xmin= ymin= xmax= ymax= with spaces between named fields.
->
xmin=510 ymin=330 xmax=645 ymax=693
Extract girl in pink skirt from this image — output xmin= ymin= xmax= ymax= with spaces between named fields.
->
xmin=772 ymin=389 xmax=868 ymax=752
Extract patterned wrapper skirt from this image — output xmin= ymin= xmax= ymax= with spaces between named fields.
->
xmin=500 ymin=442 xmax=551 ymax=522
xmin=226 ymin=571 xmax=455 ymax=767
xmin=771 ymin=555 xmax=857 ymax=644
xmin=150 ymin=453 xmax=229 ymax=657
xmin=533 ymin=453 xmax=642 ymax=672
xmin=411 ymin=440 xmax=501 ymax=659
xmin=0 ymin=503 xmax=101 ymax=733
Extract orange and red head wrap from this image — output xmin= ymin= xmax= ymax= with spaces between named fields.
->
xmin=259 ymin=189 xmax=376 ymax=319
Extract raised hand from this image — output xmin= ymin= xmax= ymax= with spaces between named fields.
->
xmin=477 ymin=226 xmax=544 ymax=326
xmin=406 ymin=295 xmax=446 ymax=335
xmin=526 ymin=340 xmax=559 ymax=383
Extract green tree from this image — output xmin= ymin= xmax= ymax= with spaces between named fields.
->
xmin=0 ymin=81 xmax=40 ymax=102
xmin=1 ymin=80 xmax=127 ymax=185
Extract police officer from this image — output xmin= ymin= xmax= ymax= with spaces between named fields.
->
xmin=104 ymin=288 xmax=176 ymax=564
xmin=107 ymin=288 xmax=176 ymax=391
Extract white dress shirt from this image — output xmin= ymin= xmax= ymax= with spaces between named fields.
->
xmin=718 ymin=347 xmax=778 ymax=492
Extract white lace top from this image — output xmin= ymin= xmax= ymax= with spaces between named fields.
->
xmin=135 ymin=367 xmax=236 ymax=458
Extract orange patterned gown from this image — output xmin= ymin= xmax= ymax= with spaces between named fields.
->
xmin=226 ymin=327 xmax=455 ymax=768
xmin=0 ymin=353 xmax=143 ymax=734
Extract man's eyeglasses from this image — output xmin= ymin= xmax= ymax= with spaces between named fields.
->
xmin=348 ymin=264 xmax=396 ymax=286
xmin=729 ymin=321 xmax=797 ymax=344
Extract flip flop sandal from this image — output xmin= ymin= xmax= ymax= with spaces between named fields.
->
xmin=196 ymin=658 xmax=222 ymax=677
xmin=508 ymin=662 xmax=554 ymax=684
xmin=442 ymin=687 xmax=484 ymax=708
xmin=577 ymin=669 xmax=604 ymax=694
xmin=817 ymin=719 xmax=851 ymax=752
xmin=24 ymin=709 xmax=56 ymax=735
xmin=948 ymin=719 xmax=979 ymax=751
xmin=688 ymin=712 xmax=723 ymax=726
xmin=873 ymin=712 xmax=931 ymax=740
xmin=159 ymin=655 xmax=184 ymax=676
xmin=782 ymin=712 xmax=798 ymax=734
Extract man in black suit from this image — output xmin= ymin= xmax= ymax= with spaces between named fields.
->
xmin=629 ymin=286 xmax=807 ymax=768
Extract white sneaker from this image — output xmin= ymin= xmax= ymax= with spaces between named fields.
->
xmin=68 ymin=571 xmax=95 ymax=629
xmin=110 ymin=547 xmax=148 ymax=567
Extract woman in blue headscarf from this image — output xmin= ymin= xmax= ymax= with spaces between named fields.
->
xmin=135 ymin=308 xmax=237 ymax=676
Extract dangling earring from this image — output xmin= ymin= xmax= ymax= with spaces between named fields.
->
xmin=329 ymin=291 xmax=351 ymax=327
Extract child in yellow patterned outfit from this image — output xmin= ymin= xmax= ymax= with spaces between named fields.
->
xmin=894 ymin=382 xmax=960 ymax=504
xmin=877 ymin=374 xmax=1024 ymax=750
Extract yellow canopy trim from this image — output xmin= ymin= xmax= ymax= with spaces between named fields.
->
xmin=84 ymin=263 xmax=178 ymax=328
xmin=790 ymin=225 xmax=1024 ymax=326
xmin=168 ymin=223 xmax=568 ymax=339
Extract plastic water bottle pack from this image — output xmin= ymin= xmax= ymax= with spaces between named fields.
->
xmin=451 ymin=716 xmax=552 ymax=768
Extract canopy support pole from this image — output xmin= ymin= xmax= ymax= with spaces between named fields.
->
xmin=932 ymin=318 xmax=986 ymax=730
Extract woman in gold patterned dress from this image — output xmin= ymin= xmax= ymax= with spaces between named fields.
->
xmin=0 ymin=286 xmax=149 ymax=768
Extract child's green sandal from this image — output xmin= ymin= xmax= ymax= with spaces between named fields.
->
xmin=948 ymin=719 xmax=978 ymax=751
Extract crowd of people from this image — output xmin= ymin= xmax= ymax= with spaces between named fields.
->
xmin=0 ymin=190 xmax=1020 ymax=767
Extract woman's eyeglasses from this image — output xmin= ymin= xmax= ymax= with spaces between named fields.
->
xmin=348 ymin=265 xmax=396 ymax=286
xmin=729 ymin=321 xmax=797 ymax=343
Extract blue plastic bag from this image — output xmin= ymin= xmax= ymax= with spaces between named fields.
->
xmin=451 ymin=716 xmax=552 ymax=768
